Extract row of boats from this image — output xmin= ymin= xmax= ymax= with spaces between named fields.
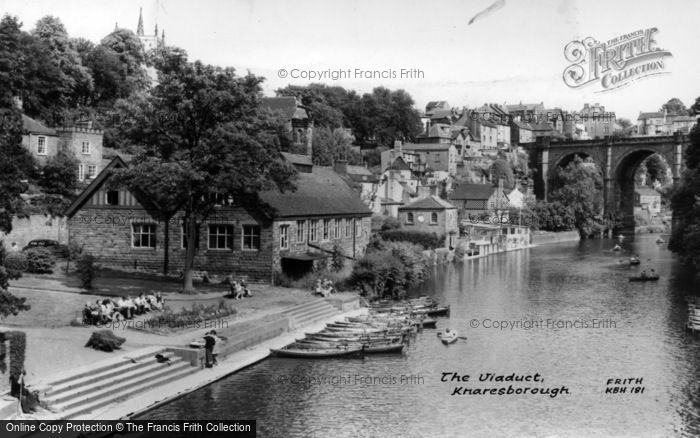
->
xmin=270 ymin=297 xmax=451 ymax=358
xmin=687 ymin=297 xmax=700 ymax=333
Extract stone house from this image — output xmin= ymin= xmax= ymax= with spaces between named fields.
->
xmin=65 ymin=153 xmax=372 ymax=283
xmin=448 ymin=182 xmax=510 ymax=221
xmin=634 ymin=187 xmax=661 ymax=216
xmin=19 ymin=114 xmax=104 ymax=181
xmin=400 ymin=143 xmax=458 ymax=174
xmin=398 ymin=195 xmax=459 ymax=248
xmin=20 ymin=114 xmax=59 ymax=164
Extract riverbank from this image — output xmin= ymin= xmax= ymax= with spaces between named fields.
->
xmin=15 ymin=303 xmax=367 ymax=421
xmin=531 ymin=230 xmax=581 ymax=246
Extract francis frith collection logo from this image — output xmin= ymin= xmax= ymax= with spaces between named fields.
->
xmin=563 ymin=28 xmax=672 ymax=92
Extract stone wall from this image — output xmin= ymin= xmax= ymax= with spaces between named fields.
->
xmin=0 ymin=216 xmax=68 ymax=249
xmin=531 ymin=230 xmax=581 ymax=245
xmin=271 ymin=216 xmax=372 ymax=268
xmin=68 ymin=207 xmax=275 ymax=283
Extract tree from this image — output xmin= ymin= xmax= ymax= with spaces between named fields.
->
xmin=30 ymin=16 xmax=93 ymax=121
xmin=489 ymin=159 xmax=514 ymax=188
xmin=548 ymin=156 xmax=604 ymax=238
xmin=99 ymin=29 xmax=150 ymax=97
xmin=669 ymin=124 xmax=700 ymax=268
xmin=111 ymin=56 xmax=296 ymax=292
xmin=0 ymin=106 xmax=35 ymax=233
xmin=311 ymin=126 xmax=360 ymax=166
xmin=660 ymin=98 xmax=688 ymax=116
xmin=0 ymin=244 xmax=30 ymax=320
xmin=39 ymin=150 xmax=79 ymax=196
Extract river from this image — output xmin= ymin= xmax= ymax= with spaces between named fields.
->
xmin=141 ymin=235 xmax=700 ymax=437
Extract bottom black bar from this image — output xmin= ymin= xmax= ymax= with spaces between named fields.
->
xmin=1 ymin=420 xmax=256 ymax=438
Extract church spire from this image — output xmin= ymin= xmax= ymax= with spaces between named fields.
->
xmin=137 ymin=7 xmax=144 ymax=36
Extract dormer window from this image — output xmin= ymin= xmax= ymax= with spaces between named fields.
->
xmin=82 ymin=141 xmax=91 ymax=154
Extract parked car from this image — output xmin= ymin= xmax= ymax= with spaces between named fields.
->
xmin=22 ymin=239 xmax=69 ymax=257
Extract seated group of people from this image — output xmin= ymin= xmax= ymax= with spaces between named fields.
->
xmin=83 ymin=293 xmax=164 ymax=325
xmin=314 ymin=278 xmax=335 ymax=298
xmin=224 ymin=277 xmax=253 ymax=299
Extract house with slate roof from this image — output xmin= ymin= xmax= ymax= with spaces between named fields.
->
xmin=399 ymin=195 xmax=459 ymax=248
xmin=401 ymin=142 xmax=459 ymax=174
xmin=448 ymin=181 xmax=509 ymax=221
xmin=64 ymin=153 xmax=372 ymax=282
xmin=17 ymin=112 xmax=104 ymax=181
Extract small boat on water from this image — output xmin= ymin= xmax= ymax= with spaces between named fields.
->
xmin=629 ymin=274 xmax=660 ymax=282
xmin=656 ymin=238 xmax=666 ymax=244
xmin=439 ymin=329 xmax=459 ymax=345
xmin=412 ymin=305 xmax=450 ymax=317
xmin=629 ymin=257 xmax=641 ymax=266
xmin=270 ymin=345 xmax=364 ymax=358
xmin=612 ymin=245 xmax=622 ymax=252
xmin=295 ymin=339 xmax=405 ymax=354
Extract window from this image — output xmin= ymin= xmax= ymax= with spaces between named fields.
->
xmin=208 ymin=225 xmax=234 ymax=250
xmin=78 ymin=164 xmax=85 ymax=181
xmin=181 ymin=223 xmax=200 ymax=249
xmin=81 ymin=141 xmax=90 ymax=154
xmin=345 ymin=218 xmax=352 ymax=237
xmin=407 ymin=212 xmax=414 ymax=224
xmin=296 ymin=220 xmax=305 ymax=243
xmin=207 ymin=193 xmax=233 ymax=206
xmin=323 ymin=219 xmax=330 ymax=241
xmin=309 ymin=220 xmax=319 ymax=242
xmin=242 ymin=225 xmax=261 ymax=250
xmin=355 ymin=217 xmax=362 ymax=237
xmin=334 ymin=219 xmax=341 ymax=239
xmin=37 ymin=136 xmax=47 ymax=155
xmin=430 ymin=212 xmax=438 ymax=224
xmin=106 ymin=190 xmax=119 ymax=206
xmin=87 ymin=165 xmax=97 ymax=179
xmin=132 ymin=223 xmax=156 ymax=248
xmin=280 ymin=224 xmax=289 ymax=249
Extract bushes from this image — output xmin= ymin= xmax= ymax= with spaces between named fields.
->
xmin=4 ymin=252 xmax=27 ymax=276
xmin=331 ymin=244 xmax=345 ymax=272
xmin=24 ymin=247 xmax=55 ymax=274
xmin=85 ymin=330 xmax=126 ymax=352
xmin=379 ymin=229 xmax=445 ymax=249
xmin=76 ymin=253 xmax=96 ymax=289
xmin=142 ymin=300 xmax=237 ymax=333
xmin=349 ymin=240 xmax=429 ymax=300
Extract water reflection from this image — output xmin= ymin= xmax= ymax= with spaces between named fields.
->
xmin=142 ymin=235 xmax=700 ymax=437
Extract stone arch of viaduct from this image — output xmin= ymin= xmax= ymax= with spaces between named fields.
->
xmin=529 ymin=133 xmax=687 ymax=232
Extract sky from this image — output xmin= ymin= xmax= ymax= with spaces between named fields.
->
xmin=4 ymin=0 xmax=700 ymax=121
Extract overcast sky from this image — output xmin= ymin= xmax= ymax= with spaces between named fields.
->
xmin=4 ymin=0 xmax=699 ymax=120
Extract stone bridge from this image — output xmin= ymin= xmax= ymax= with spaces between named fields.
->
xmin=529 ymin=133 xmax=688 ymax=232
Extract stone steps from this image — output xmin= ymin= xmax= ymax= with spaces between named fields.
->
xmin=32 ymin=347 xmax=198 ymax=420
xmin=283 ymin=299 xmax=340 ymax=329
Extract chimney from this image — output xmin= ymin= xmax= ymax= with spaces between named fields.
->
xmin=417 ymin=185 xmax=433 ymax=199
xmin=498 ymin=178 xmax=504 ymax=192
xmin=425 ymin=119 xmax=431 ymax=136
xmin=333 ymin=159 xmax=348 ymax=175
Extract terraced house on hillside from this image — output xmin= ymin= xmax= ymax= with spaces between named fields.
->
xmin=64 ymin=153 xmax=372 ymax=283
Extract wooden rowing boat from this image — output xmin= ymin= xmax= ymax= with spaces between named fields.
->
xmin=440 ymin=330 xmax=459 ymax=344
xmin=629 ymin=275 xmax=659 ymax=282
xmin=270 ymin=345 xmax=363 ymax=358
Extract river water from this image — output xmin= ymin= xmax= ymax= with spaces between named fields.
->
xmin=142 ymin=235 xmax=700 ymax=437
